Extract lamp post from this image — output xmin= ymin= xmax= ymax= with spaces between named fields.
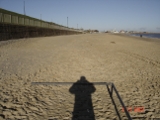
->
xmin=40 ymin=14 xmax=42 ymax=27
xmin=67 ymin=17 xmax=68 ymax=27
xmin=24 ymin=1 xmax=26 ymax=15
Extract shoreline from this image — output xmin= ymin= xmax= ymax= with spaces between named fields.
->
xmin=110 ymin=33 xmax=160 ymax=43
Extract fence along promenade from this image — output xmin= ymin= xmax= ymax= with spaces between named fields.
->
xmin=0 ymin=8 xmax=82 ymax=41
xmin=0 ymin=8 xmax=81 ymax=32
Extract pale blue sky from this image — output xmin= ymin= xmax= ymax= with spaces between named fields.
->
xmin=0 ymin=0 xmax=160 ymax=32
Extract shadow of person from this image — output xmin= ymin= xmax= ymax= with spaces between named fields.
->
xmin=69 ymin=76 xmax=96 ymax=120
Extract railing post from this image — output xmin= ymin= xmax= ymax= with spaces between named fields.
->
xmin=110 ymin=83 xmax=113 ymax=97
xmin=112 ymin=84 xmax=132 ymax=120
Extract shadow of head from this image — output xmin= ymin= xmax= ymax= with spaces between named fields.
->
xmin=79 ymin=76 xmax=87 ymax=83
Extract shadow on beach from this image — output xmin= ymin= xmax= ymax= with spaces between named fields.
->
xmin=69 ymin=76 xmax=96 ymax=120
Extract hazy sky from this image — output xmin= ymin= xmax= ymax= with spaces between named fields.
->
xmin=0 ymin=0 xmax=160 ymax=32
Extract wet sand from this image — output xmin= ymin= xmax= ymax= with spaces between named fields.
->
xmin=0 ymin=34 xmax=160 ymax=119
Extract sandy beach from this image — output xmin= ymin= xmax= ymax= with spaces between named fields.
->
xmin=0 ymin=33 xmax=160 ymax=119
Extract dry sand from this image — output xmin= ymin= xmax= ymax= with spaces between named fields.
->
xmin=0 ymin=33 xmax=160 ymax=120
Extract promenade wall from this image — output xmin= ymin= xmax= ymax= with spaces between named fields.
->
xmin=0 ymin=8 xmax=82 ymax=41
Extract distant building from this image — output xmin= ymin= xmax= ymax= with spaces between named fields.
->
xmin=120 ymin=30 xmax=125 ymax=33
xmin=129 ymin=31 xmax=134 ymax=33
xmin=113 ymin=31 xmax=119 ymax=33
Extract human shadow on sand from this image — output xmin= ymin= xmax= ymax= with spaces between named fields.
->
xmin=69 ymin=76 xmax=96 ymax=120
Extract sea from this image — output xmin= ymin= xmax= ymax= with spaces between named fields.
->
xmin=130 ymin=33 xmax=160 ymax=39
